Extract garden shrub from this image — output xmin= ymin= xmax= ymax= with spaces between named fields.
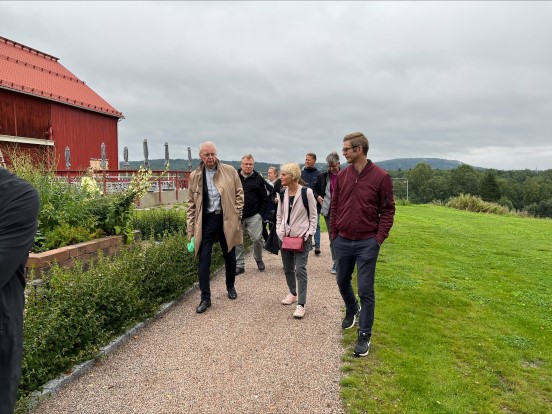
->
xmin=8 ymin=152 xmax=156 ymax=251
xmin=131 ymin=206 xmax=187 ymax=240
xmin=446 ymin=193 xmax=510 ymax=215
xmin=20 ymin=232 xmax=199 ymax=400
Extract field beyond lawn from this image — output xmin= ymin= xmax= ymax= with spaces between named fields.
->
xmin=340 ymin=204 xmax=551 ymax=414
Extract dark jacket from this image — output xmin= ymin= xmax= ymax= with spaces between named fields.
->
xmin=301 ymin=167 xmax=321 ymax=213
xmin=262 ymin=180 xmax=275 ymax=222
xmin=301 ymin=166 xmax=320 ymax=190
xmin=238 ymin=169 xmax=268 ymax=219
xmin=329 ymin=161 xmax=395 ymax=245
xmin=0 ymin=168 xmax=40 ymax=414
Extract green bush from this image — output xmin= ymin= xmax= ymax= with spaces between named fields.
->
xmin=131 ymin=206 xmax=187 ymax=240
xmin=7 ymin=152 xmax=154 ymax=251
xmin=526 ymin=198 xmax=552 ymax=218
xmin=19 ymin=233 xmax=199 ymax=400
xmin=445 ymin=193 xmax=510 ymax=215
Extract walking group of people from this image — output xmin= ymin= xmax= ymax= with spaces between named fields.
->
xmin=0 ymin=131 xmax=394 ymax=414
xmin=186 ymin=131 xmax=396 ymax=358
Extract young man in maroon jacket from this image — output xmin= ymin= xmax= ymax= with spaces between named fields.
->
xmin=329 ymin=132 xmax=395 ymax=357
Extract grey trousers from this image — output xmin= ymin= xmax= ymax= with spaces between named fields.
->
xmin=280 ymin=238 xmax=311 ymax=305
xmin=236 ymin=213 xmax=264 ymax=268
xmin=323 ymin=215 xmax=336 ymax=264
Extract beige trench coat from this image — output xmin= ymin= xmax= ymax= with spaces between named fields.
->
xmin=186 ymin=161 xmax=244 ymax=257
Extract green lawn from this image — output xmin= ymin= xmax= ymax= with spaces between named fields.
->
xmin=339 ymin=204 xmax=551 ymax=414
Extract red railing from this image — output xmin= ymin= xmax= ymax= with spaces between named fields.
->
xmin=56 ymin=169 xmax=191 ymax=203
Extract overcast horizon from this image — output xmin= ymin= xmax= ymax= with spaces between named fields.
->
xmin=1 ymin=1 xmax=551 ymax=171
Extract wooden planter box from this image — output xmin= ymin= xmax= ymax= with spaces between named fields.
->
xmin=26 ymin=231 xmax=140 ymax=280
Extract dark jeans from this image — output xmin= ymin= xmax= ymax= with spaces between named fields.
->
xmin=198 ymin=213 xmax=236 ymax=301
xmin=0 ymin=275 xmax=25 ymax=414
xmin=334 ymin=236 xmax=380 ymax=335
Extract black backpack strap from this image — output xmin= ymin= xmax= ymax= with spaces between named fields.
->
xmin=301 ymin=186 xmax=309 ymax=211
xmin=280 ymin=187 xmax=309 ymax=211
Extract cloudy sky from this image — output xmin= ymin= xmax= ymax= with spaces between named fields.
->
xmin=1 ymin=1 xmax=551 ymax=170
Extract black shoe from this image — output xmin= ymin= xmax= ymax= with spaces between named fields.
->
xmin=196 ymin=300 xmax=211 ymax=313
xmin=315 ymin=248 xmax=321 ymax=255
xmin=354 ymin=331 xmax=371 ymax=357
xmin=227 ymin=287 xmax=238 ymax=300
xmin=235 ymin=267 xmax=245 ymax=275
xmin=341 ymin=304 xmax=361 ymax=329
xmin=256 ymin=260 xmax=265 ymax=271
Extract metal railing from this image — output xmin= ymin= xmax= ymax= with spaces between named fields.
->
xmin=56 ymin=169 xmax=191 ymax=203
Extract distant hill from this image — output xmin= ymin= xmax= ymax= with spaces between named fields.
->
xmin=121 ymin=157 xmax=467 ymax=172
xmin=375 ymin=158 xmax=464 ymax=171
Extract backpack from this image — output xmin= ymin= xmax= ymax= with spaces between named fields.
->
xmin=279 ymin=186 xmax=309 ymax=211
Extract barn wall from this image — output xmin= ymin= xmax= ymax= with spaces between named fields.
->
xmin=0 ymin=88 xmax=51 ymax=139
xmin=50 ymin=103 xmax=118 ymax=171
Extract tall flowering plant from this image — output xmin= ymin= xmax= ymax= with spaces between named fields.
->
xmin=102 ymin=167 xmax=159 ymax=242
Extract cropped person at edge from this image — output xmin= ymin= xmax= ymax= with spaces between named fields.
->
xmin=0 ymin=167 xmax=40 ymax=414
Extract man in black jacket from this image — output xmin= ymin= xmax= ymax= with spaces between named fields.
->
xmin=235 ymin=154 xmax=268 ymax=274
xmin=301 ymin=153 xmax=321 ymax=254
xmin=0 ymin=168 xmax=40 ymax=414
xmin=313 ymin=152 xmax=341 ymax=274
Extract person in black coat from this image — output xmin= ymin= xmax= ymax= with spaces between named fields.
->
xmin=262 ymin=166 xmax=282 ymax=241
xmin=0 ymin=167 xmax=40 ymax=414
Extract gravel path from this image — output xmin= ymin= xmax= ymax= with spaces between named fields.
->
xmin=31 ymin=235 xmax=346 ymax=414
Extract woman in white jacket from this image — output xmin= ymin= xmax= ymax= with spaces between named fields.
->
xmin=276 ymin=163 xmax=318 ymax=319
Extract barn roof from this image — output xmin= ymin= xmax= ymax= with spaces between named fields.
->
xmin=0 ymin=36 xmax=123 ymax=118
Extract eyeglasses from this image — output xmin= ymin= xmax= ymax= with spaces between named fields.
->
xmin=342 ymin=146 xmax=358 ymax=153
xmin=202 ymin=153 xmax=217 ymax=158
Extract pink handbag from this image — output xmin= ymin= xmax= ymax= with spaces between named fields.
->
xmin=281 ymin=236 xmax=304 ymax=253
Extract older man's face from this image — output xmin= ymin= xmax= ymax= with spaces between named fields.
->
xmin=200 ymin=144 xmax=217 ymax=168
xmin=267 ymin=168 xmax=277 ymax=181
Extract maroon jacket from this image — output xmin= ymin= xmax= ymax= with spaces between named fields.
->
xmin=329 ymin=161 xmax=395 ymax=245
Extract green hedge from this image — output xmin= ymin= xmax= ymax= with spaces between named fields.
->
xmin=19 ymin=233 xmax=226 ymax=407
xmin=131 ymin=206 xmax=187 ymax=240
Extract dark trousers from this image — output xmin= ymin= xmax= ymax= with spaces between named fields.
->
xmin=198 ymin=214 xmax=236 ymax=301
xmin=0 ymin=275 xmax=25 ymax=414
xmin=334 ymin=236 xmax=380 ymax=336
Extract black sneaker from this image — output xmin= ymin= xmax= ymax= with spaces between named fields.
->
xmin=315 ymin=248 xmax=321 ymax=255
xmin=256 ymin=260 xmax=265 ymax=271
xmin=354 ymin=331 xmax=371 ymax=357
xmin=341 ymin=304 xmax=361 ymax=329
xmin=235 ymin=267 xmax=245 ymax=275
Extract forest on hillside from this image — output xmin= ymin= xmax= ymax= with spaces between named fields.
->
xmin=390 ymin=163 xmax=552 ymax=218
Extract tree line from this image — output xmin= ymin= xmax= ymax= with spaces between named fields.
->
xmin=389 ymin=163 xmax=552 ymax=218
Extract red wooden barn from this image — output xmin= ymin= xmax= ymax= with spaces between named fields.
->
xmin=0 ymin=35 xmax=123 ymax=171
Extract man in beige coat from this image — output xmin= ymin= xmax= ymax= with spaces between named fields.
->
xmin=187 ymin=141 xmax=244 ymax=313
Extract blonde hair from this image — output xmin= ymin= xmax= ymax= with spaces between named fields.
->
xmin=280 ymin=162 xmax=301 ymax=182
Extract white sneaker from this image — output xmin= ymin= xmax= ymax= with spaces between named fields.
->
xmin=281 ymin=293 xmax=298 ymax=305
xmin=293 ymin=304 xmax=305 ymax=319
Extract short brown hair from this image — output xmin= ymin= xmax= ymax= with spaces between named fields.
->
xmin=306 ymin=153 xmax=317 ymax=161
xmin=343 ymin=132 xmax=368 ymax=155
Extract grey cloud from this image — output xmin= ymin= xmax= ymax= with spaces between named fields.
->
xmin=1 ymin=1 xmax=551 ymax=169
